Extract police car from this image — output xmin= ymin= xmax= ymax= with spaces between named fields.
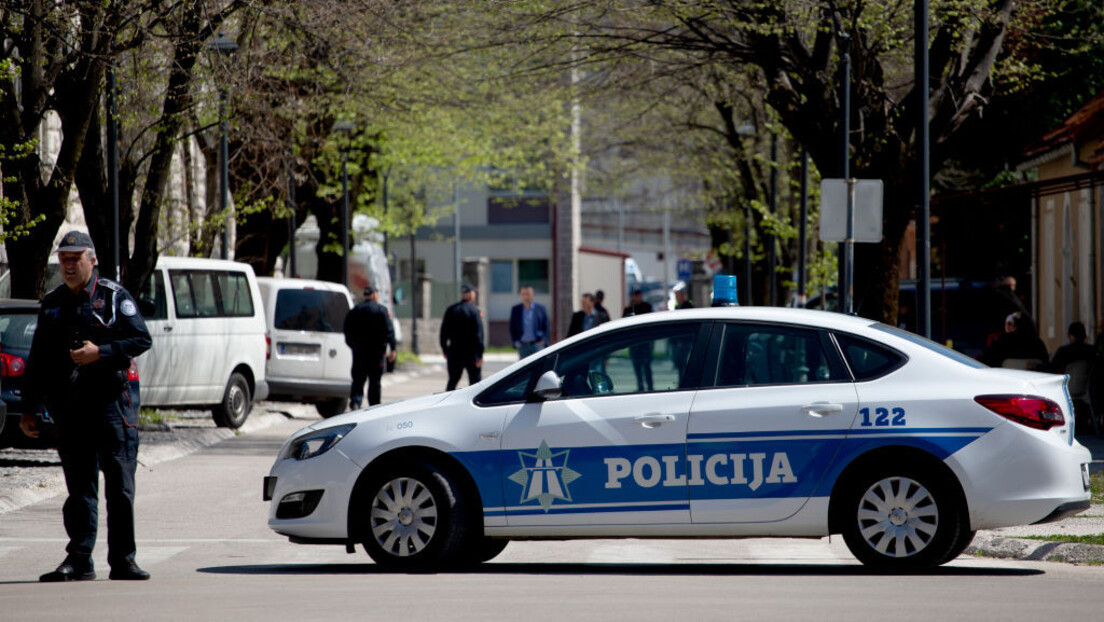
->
xmin=264 ymin=307 xmax=1092 ymax=569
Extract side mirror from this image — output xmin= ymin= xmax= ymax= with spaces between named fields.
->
xmin=532 ymin=370 xmax=562 ymax=401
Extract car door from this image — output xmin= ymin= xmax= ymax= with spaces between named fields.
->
xmin=134 ymin=267 xmax=175 ymax=404
xmin=500 ymin=321 xmax=707 ymax=528
xmin=687 ymin=322 xmax=859 ymax=523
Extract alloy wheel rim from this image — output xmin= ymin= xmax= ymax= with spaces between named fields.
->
xmin=856 ymin=476 xmax=939 ymax=558
xmin=370 ymin=477 xmax=438 ymax=557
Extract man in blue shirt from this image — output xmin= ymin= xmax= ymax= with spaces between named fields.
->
xmin=509 ymin=285 xmax=549 ymax=359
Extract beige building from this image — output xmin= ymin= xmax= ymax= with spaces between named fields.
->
xmin=1019 ymin=92 xmax=1104 ymax=352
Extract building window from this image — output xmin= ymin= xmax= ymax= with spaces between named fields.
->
xmin=491 ymin=260 xmax=514 ymax=293
xmin=399 ymin=258 xmax=426 ymax=282
xmin=518 ymin=259 xmax=549 ymax=294
xmin=487 ymin=196 xmax=550 ymax=224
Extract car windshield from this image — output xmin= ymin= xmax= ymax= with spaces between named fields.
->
xmin=870 ymin=323 xmax=987 ymax=369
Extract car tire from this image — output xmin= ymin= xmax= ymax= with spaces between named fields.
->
xmin=938 ymin=528 xmax=977 ymax=564
xmin=315 ymin=398 xmax=348 ymax=419
xmin=212 ymin=372 xmax=252 ymax=429
xmin=840 ymin=466 xmax=964 ymax=570
xmin=356 ymin=461 xmax=470 ymax=571
xmin=468 ymin=537 xmax=509 ymax=564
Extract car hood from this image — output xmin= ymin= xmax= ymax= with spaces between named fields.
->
xmin=308 ymin=391 xmax=454 ymax=430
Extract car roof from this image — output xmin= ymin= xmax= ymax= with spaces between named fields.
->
xmin=0 ymin=298 xmax=41 ymax=310
xmin=256 ymin=276 xmax=351 ymax=294
xmin=597 ymin=306 xmax=878 ymax=332
xmin=154 ymin=256 xmax=257 ymax=273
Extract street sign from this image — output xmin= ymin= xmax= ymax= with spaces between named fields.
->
xmin=676 ymin=259 xmax=692 ymax=282
xmin=819 ymin=179 xmax=884 ymax=243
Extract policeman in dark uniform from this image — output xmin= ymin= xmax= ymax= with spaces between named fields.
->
xmin=24 ymin=231 xmax=152 ymax=582
xmin=623 ymin=288 xmax=654 ymax=391
xmin=343 ymin=285 xmax=396 ymax=409
xmin=439 ymin=284 xmax=484 ymax=391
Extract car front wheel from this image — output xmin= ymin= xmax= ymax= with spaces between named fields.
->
xmin=841 ymin=468 xmax=964 ymax=569
xmin=357 ymin=461 xmax=469 ymax=570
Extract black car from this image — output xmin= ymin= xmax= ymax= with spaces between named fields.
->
xmin=0 ymin=299 xmax=141 ymax=448
xmin=0 ymin=299 xmax=41 ymax=447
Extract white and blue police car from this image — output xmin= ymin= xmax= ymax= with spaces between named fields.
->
xmin=264 ymin=307 xmax=1092 ymax=569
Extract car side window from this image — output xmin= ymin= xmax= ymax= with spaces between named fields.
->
xmin=216 ymin=271 xmax=255 ymax=317
xmin=476 ymin=363 xmax=541 ymax=406
xmin=714 ymin=323 xmax=847 ymax=387
xmin=553 ymin=323 xmax=701 ymax=397
xmin=138 ymin=271 xmax=168 ymax=320
xmin=834 ymin=333 xmax=906 ymax=381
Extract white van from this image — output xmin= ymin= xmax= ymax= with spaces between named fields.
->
xmin=255 ymin=277 xmax=353 ymax=418
xmin=135 ymin=257 xmax=269 ymax=428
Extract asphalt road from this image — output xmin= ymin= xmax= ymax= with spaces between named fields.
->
xmin=2 ymin=358 xmax=1103 ymax=621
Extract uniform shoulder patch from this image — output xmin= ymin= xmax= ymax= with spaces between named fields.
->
xmin=97 ymin=278 xmax=122 ymax=291
xmin=120 ymin=299 xmax=138 ymax=316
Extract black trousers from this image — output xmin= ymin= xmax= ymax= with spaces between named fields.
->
xmin=446 ymin=355 xmax=481 ymax=391
xmin=54 ymin=388 xmax=139 ymax=568
xmin=350 ymin=355 xmax=384 ymax=408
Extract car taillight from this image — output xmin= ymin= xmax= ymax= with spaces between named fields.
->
xmin=127 ymin=359 xmax=140 ymax=382
xmin=265 ymin=335 xmax=271 ymax=360
xmin=975 ymin=395 xmax=1065 ymax=430
xmin=1 ymin=352 xmax=26 ymax=377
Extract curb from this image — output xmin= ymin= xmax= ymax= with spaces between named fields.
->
xmin=0 ymin=412 xmax=287 ymax=515
xmin=968 ymin=532 xmax=1104 ymax=564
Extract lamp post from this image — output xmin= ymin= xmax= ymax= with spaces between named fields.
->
xmin=287 ymin=150 xmax=297 ymax=279
xmin=332 ymin=119 xmax=355 ymax=288
xmin=206 ymin=32 xmax=238 ymax=260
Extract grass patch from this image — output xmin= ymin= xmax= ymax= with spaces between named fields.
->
xmin=1023 ymin=534 xmax=1104 ymax=546
xmin=138 ymin=409 xmax=177 ymax=427
xmin=395 ymin=350 xmax=420 ymax=366
xmin=483 ymin=345 xmax=516 ymax=354
xmin=1092 ymin=472 xmax=1104 ymax=504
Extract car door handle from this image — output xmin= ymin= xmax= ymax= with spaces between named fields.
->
xmin=164 ymin=325 xmax=173 ymax=332
xmin=634 ymin=413 xmax=676 ymax=428
xmin=801 ymin=402 xmax=844 ymax=417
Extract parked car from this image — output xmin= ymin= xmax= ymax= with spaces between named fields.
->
xmin=256 ymin=277 xmax=354 ymax=418
xmin=264 ymin=307 xmax=1090 ymax=570
xmin=0 ymin=299 xmax=139 ymax=448
xmin=134 ymin=257 xmax=269 ymax=428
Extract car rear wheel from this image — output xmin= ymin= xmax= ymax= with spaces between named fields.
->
xmin=315 ymin=398 xmax=348 ymax=419
xmin=841 ymin=468 xmax=964 ymax=569
xmin=212 ymin=372 xmax=252 ymax=428
xmin=357 ymin=461 xmax=469 ymax=571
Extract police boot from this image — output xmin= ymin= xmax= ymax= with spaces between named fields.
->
xmin=40 ymin=558 xmax=96 ymax=582
xmin=109 ymin=560 xmax=151 ymax=581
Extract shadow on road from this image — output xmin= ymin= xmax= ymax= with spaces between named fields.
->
xmin=196 ymin=562 xmax=1044 ymax=578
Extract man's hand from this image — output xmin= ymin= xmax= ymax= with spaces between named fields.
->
xmin=70 ymin=340 xmax=101 ymax=365
xmin=386 ymin=351 xmax=397 ymax=363
xmin=475 ymin=358 xmax=483 ymax=368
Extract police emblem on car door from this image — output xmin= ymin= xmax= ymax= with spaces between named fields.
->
xmin=500 ymin=322 xmax=707 ymax=527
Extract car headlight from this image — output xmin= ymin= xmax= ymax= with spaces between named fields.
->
xmin=281 ymin=423 xmax=356 ymax=461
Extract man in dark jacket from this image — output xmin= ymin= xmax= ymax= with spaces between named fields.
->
xmin=568 ymin=292 xmax=604 ymax=337
xmin=24 ymin=231 xmax=153 ymax=582
xmin=440 ymin=284 xmax=484 ymax=390
xmin=343 ymin=285 xmax=397 ymax=409
xmin=509 ymin=285 xmax=550 ymax=359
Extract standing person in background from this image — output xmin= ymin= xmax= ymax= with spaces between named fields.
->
xmin=343 ymin=285 xmax=396 ymax=409
xmin=568 ymin=292 xmax=603 ymax=337
xmin=440 ymin=284 xmax=484 ymax=390
xmin=593 ymin=289 xmax=611 ymax=324
xmin=673 ymin=282 xmax=694 ymax=309
xmin=623 ymin=288 xmax=654 ymax=391
xmin=509 ymin=285 xmax=549 ymax=359
xmin=24 ymin=232 xmax=153 ymax=582
xmin=1048 ymin=321 xmax=1095 ymax=373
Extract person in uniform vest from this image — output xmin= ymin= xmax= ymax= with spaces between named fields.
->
xmin=623 ymin=288 xmax=654 ymax=391
xmin=24 ymin=231 xmax=153 ymax=582
xmin=439 ymin=284 xmax=484 ymax=390
xmin=343 ymin=285 xmax=397 ymax=409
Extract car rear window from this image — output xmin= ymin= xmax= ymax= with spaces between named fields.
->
xmin=833 ymin=332 xmax=907 ymax=380
xmin=0 ymin=312 xmax=38 ymax=350
xmin=870 ymin=323 xmax=987 ymax=369
xmin=274 ymin=289 xmax=349 ymax=333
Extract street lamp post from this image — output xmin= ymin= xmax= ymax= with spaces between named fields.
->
xmin=206 ymin=32 xmax=238 ymax=260
xmin=107 ymin=65 xmax=120 ymax=281
xmin=332 ymin=119 xmax=355 ymax=288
